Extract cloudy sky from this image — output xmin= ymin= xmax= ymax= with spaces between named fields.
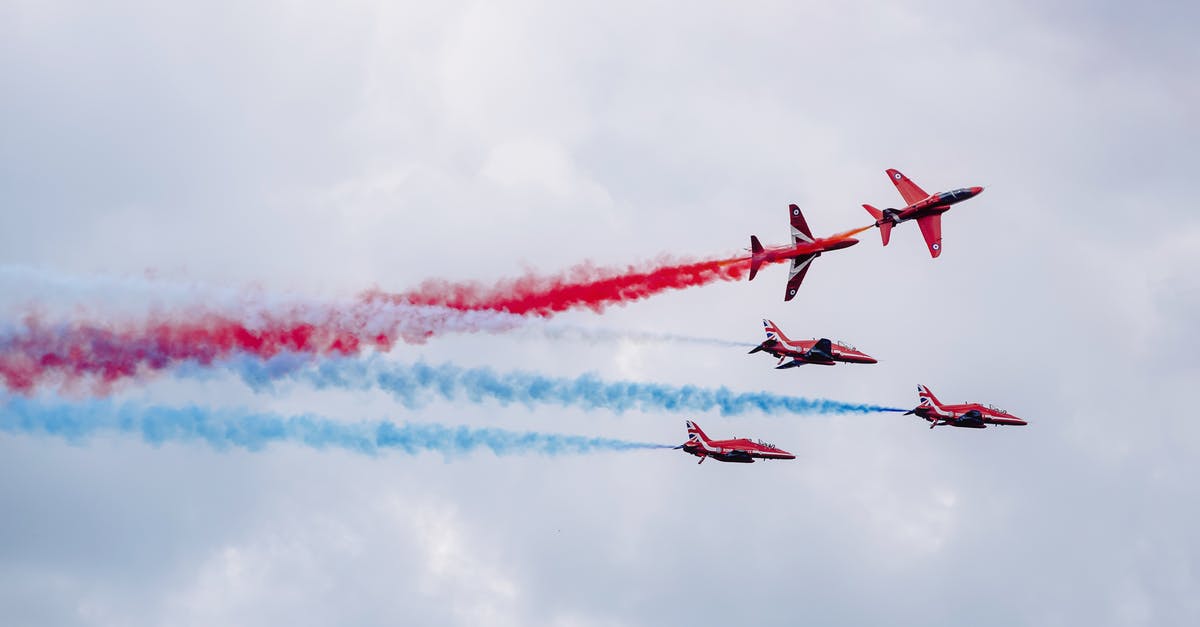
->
xmin=2 ymin=1 xmax=1198 ymax=625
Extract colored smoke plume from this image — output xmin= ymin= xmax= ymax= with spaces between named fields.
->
xmin=379 ymin=255 xmax=754 ymax=316
xmin=0 ymin=255 xmax=757 ymax=393
xmin=529 ymin=324 xmax=752 ymax=349
xmin=217 ymin=356 xmax=906 ymax=416
xmin=0 ymin=397 xmax=670 ymax=456
xmin=0 ymin=304 xmax=526 ymax=393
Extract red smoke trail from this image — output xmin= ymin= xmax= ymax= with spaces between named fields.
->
xmin=378 ymin=255 xmax=755 ymax=316
xmin=0 ymin=254 xmax=760 ymax=393
xmin=0 ymin=313 xmax=378 ymax=394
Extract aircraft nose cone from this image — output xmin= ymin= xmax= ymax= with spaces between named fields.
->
xmin=970 ymin=186 xmax=984 ymax=195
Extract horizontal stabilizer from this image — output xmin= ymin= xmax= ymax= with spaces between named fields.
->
xmin=749 ymin=235 xmax=764 ymax=281
xmin=863 ymin=204 xmax=891 ymax=245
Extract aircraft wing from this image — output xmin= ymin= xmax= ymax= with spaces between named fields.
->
xmin=886 ymin=169 xmax=929 ymax=206
xmin=783 ymin=254 xmax=816 ymax=301
xmin=788 ymin=204 xmax=813 ymax=244
xmin=809 ymin=338 xmax=834 ymax=360
xmin=916 ymin=214 xmax=942 ymax=258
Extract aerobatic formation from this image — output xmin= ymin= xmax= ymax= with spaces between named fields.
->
xmin=0 ymin=168 xmax=1025 ymax=463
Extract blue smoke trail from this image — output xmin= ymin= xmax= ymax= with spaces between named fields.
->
xmin=208 ymin=355 xmax=905 ymax=415
xmin=0 ymin=397 xmax=670 ymax=456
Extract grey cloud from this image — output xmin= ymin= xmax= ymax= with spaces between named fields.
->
xmin=2 ymin=0 xmax=1199 ymax=625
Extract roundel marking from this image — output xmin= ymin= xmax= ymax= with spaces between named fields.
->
xmin=789 ymin=289 xmax=796 ymax=296
xmin=893 ymin=172 xmax=902 ymax=179
xmin=932 ymin=243 xmax=940 ymax=251
xmin=792 ymin=208 xmax=799 ymax=215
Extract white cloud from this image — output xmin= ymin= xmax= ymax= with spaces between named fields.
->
xmin=2 ymin=1 xmax=1199 ymax=625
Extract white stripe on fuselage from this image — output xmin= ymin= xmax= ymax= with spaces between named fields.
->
xmin=689 ymin=434 xmax=721 ymax=454
xmin=689 ymin=436 xmax=787 ymax=458
xmin=919 ymin=394 xmax=954 ymax=419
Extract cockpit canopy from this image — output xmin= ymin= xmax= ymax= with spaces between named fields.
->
xmin=755 ymin=439 xmax=776 ymax=449
xmin=986 ymin=404 xmax=1008 ymax=414
xmin=811 ymin=337 xmax=856 ymax=351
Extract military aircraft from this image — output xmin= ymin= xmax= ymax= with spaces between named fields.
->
xmin=676 ymin=420 xmax=796 ymax=464
xmin=748 ymin=319 xmax=877 ymax=369
xmin=749 ymin=204 xmax=861 ymax=301
xmin=862 ymin=169 xmax=984 ymax=258
xmin=904 ymin=384 xmax=1028 ymax=429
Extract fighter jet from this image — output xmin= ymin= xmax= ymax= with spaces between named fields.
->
xmin=676 ymin=420 xmax=795 ymax=464
xmin=862 ymin=169 xmax=984 ymax=258
xmin=749 ymin=204 xmax=860 ymax=301
xmin=748 ymin=319 xmax=877 ymax=369
xmin=904 ymin=384 xmax=1028 ymax=429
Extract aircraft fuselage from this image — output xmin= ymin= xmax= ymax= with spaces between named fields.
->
xmin=751 ymin=338 xmax=877 ymax=366
xmin=754 ymin=237 xmax=859 ymax=266
xmin=879 ymin=186 xmax=983 ymax=226
xmin=913 ymin=402 xmax=1027 ymax=429
xmin=682 ymin=442 xmax=796 ymax=463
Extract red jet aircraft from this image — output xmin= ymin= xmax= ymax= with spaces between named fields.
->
xmin=862 ymin=169 xmax=984 ymax=258
xmin=749 ymin=204 xmax=860 ymax=301
xmin=748 ymin=319 xmax=877 ymax=369
xmin=904 ymin=384 xmax=1028 ymax=429
xmin=676 ymin=420 xmax=796 ymax=464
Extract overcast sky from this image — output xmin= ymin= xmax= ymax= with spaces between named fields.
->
xmin=2 ymin=1 xmax=1199 ymax=625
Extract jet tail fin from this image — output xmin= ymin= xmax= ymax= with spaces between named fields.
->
xmin=685 ymin=420 xmax=711 ymax=443
xmin=749 ymin=236 xmax=764 ymax=281
xmin=917 ymin=384 xmax=943 ymax=409
xmin=762 ymin=318 xmax=790 ymax=344
xmin=863 ymin=204 xmax=891 ymax=246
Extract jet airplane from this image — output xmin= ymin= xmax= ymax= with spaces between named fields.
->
xmin=748 ymin=319 xmax=877 ymax=368
xmin=749 ymin=204 xmax=861 ymax=301
xmin=904 ymin=384 xmax=1028 ymax=429
xmin=676 ymin=420 xmax=796 ymax=464
xmin=862 ymin=169 xmax=984 ymax=258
